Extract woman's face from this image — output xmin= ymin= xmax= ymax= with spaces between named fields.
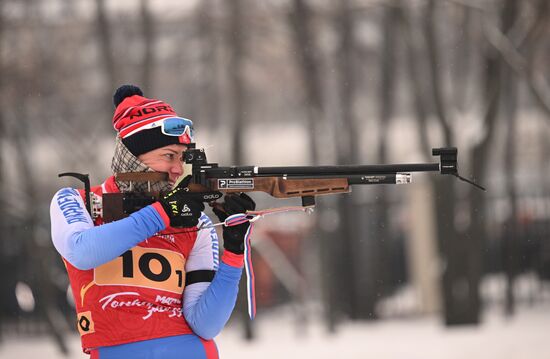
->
xmin=138 ymin=144 xmax=188 ymax=185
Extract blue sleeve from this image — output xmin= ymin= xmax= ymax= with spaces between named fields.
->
xmin=50 ymin=188 xmax=167 ymax=270
xmin=183 ymin=261 xmax=242 ymax=339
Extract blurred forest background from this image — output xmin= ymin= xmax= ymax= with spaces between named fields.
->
xmin=0 ymin=0 xmax=549 ymax=356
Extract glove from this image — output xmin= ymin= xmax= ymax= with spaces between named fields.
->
xmin=212 ymin=193 xmax=256 ymax=254
xmin=158 ymin=176 xmax=222 ymax=228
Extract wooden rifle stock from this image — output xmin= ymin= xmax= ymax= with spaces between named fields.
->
xmin=115 ymin=173 xmax=352 ymax=198
xmin=195 ymin=177 xmax=351 ymax=198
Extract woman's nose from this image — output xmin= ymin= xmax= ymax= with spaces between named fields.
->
xmin=171 ymin=160 xmax=183 ymax=177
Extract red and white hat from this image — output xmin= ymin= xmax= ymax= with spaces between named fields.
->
xmin=112 ymin=85 xmax=193 ymax=156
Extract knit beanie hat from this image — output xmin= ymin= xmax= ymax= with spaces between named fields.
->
xmin=112 ymin=85 xmax=193 ymax=156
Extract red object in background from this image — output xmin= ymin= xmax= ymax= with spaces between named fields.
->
xmin=253 ymin=230 xmax=304 ymax=308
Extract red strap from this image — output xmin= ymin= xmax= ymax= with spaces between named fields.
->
xmin=221 ymin=251 xmax=244 ymax=268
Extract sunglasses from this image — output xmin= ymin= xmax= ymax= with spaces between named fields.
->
xmin=148 ymin=117 xmax=194 ymax=139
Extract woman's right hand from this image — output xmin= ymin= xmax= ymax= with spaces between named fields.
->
xmin=158 ymin=176 xmax=222 ymax=228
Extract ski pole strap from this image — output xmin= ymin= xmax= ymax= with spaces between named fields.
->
xmin=220 ymin=213 xmax=256 ymax=319
xmin=200 ymin=206 xmax=315 ymax=230
xmin=243 ymin=222 xmax=256 ymax=319
xmin=201 ymin=206 xmax=314 ymax=319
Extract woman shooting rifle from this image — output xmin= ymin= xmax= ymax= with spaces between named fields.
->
xmin=50 ymin=85 xmax=253 ymax=359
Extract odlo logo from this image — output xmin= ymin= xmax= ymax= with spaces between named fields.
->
xmin=203 ymin=193 xmax=221 ymax=200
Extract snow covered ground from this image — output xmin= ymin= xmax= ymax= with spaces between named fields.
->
xmin=1 ymin=301 xmax=548 ymax=359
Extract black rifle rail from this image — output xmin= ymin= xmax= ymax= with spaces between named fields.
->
xmin=202 ymin=163 xmax=439 ymax=178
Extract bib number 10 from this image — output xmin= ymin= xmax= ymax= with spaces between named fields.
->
xmin=94 ymin=247 xmax=186 ymax=294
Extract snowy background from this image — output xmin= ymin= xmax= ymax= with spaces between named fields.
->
xmin=1 ymin=0 xmax=550 ymax=358
xmin=2 ymin=275 xmax=549 ymax=359
xmin=2 ymin=291 xmax=549 ymax=359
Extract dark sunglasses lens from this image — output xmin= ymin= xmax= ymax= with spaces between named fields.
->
xmin=163 ymin=117 xmax=194 ymax=136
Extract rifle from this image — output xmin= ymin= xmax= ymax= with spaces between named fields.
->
xmin=59 ymin=146 xmax=484 ymax=223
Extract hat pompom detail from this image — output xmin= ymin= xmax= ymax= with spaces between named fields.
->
xmin=113 ymin=85 xmax=144 ymax=108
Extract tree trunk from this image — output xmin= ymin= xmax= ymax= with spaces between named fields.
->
xmin=12 ymin=1 xmax=71 ymax=347
xmin=288 ymin=0 xmax=323 ymax=166
xmin=469 ymin=0 xmax=517 ymax=324
xmin=398 ymin=0 xmax=443 ymax=316
xmin=334 ymin=0 xmax=362 ymax=320
xmin=95 ymin=0 xmax=118 ymax=126
xmin=503 ymin=68 xmax=518 ymax=317
xmin=0 ymin=0 xmax=4 ymax=340
xmin=11 ymin=111 xmax=69 ymax=353
xmin=196 ymin=0 xmax=221 ymax=128
xmin=369 ymin=1 xmax=400 ymax=319
xmin=226 ymin=0 xmax=246 ymax=166
xmin=96 ymin=0 xmax=116 ymax=90
xmin=499 ymin=0 xmax=520 ymax=317
xmin=335 ymin=0 xmax=359 ymax=165
xmin=288 ymin=0 xmax=336 ymax=331
xmin=397 ymin=1 xmax=431 ymax=160
xmin=423 ymin=0 xmax=464 ymax=325
xmin=424 ymin=0 xmax=452 ymax=146
xmin=224 ymin=0 xmax=252 ymax=340
xmin=462 ymin=48 xmax=500 ymax=324
xmin=140 ymin=0 xmax=154 ymax=94
xmin=451 ymin=4 xmax=475 ymax=112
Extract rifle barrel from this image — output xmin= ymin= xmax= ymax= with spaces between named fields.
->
xmin=255 ymin=163 xmax=439 ymax=176
xmin=278 ymin=173 xmax=412 ymax=185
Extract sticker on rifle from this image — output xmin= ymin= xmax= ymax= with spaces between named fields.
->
xmin=218 ymin=179 xmax=254 ymax=190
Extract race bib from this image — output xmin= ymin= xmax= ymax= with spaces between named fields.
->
xmin=94 ymin=247 xmax=185 ymax=294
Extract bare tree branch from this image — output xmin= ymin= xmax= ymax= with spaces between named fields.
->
xmin=451 ymin=0 xmax=550 ymax=120
xmin=445 ymin=0 xmax=487 ymax=11
xmin=483 ymin=17 xmax=550 ymax=119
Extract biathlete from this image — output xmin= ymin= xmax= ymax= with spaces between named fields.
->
xmin=50 ymin=85 xmax=254 ymax=359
